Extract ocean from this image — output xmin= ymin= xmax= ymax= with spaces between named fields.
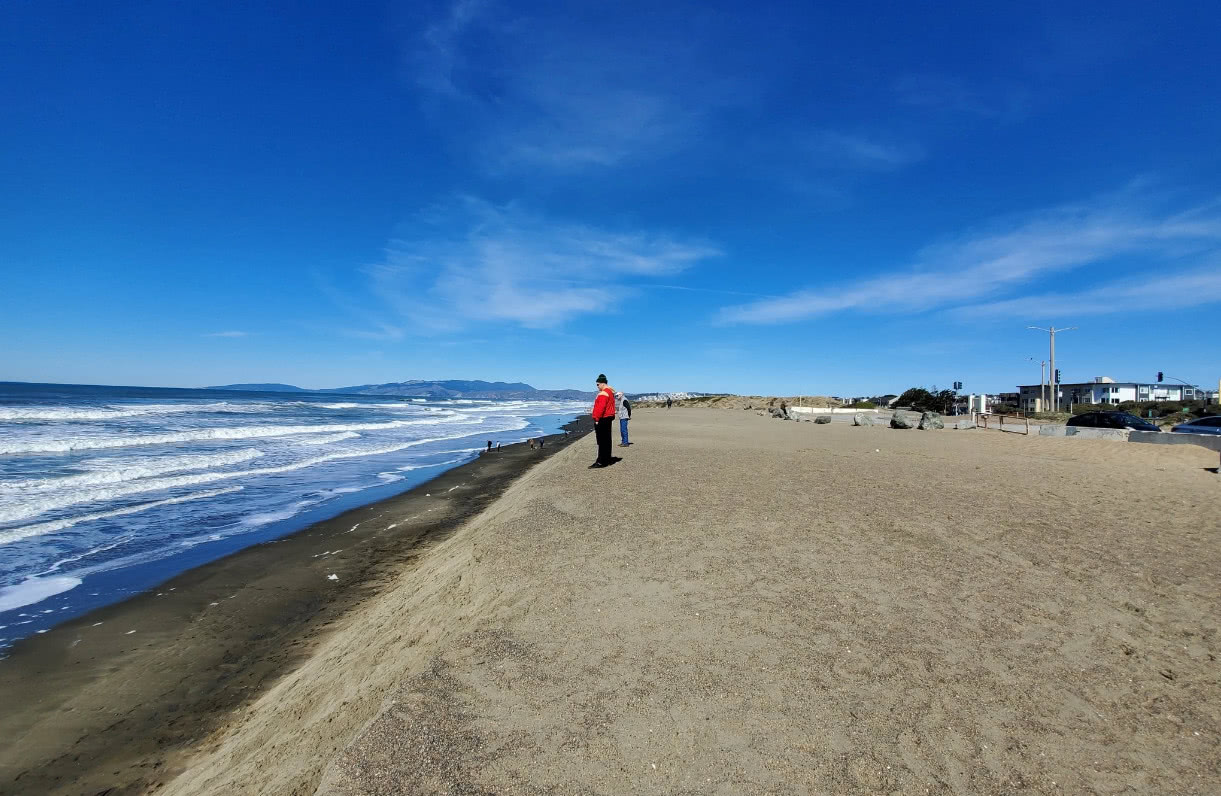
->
xmin=0 ymin=382 xmax=584 ymax=650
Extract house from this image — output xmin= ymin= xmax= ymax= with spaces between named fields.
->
xmin=1017 ymin=377 xmax=1200 ymax=412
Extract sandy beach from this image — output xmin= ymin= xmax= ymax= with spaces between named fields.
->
xmin=6 ymin=408 xmax=1221 ymax=795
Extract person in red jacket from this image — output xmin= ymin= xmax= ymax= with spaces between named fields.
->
xmin=590 ymin=374 xmax=617 ymax=468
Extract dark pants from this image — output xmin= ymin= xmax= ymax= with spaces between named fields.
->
xmin=595 ymin=416 xmax=614 ymax=464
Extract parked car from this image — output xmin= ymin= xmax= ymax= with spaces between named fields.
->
xmin=1170 ymin=416 xmax=1221 ymax=435
xmin=1067 ymin=412 xmax=1160 ymax=432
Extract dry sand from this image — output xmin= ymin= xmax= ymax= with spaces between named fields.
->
xmin=150 ymin=408 xmax=1221 ymax=795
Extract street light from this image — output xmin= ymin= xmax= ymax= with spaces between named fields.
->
xmin=1025 ymin=357 xmax=1047 ymax=410
xmin=1027 ymin=326 xmax=1077 ymax=412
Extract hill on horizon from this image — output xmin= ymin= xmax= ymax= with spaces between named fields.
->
xmin=206 ymin=379 xmax=593 ymax=400
xmin=205 ymin=383 xmax=307 ymax=392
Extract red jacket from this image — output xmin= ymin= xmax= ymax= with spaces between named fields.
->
xmin=592 ymin=385 xmax=616 ymax=419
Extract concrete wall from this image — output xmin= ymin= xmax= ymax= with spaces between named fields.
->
xmin=1037 ymin=426 xmax=1221 ymax=466
xmin=1129 ymin=430 xmax=1221 ymax=453
xmin=1037 ymin=425 xmax=1131 ymax=441
xmin=788 ymin=406 xmax=879 ymax=415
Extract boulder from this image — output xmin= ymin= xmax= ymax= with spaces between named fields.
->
xmin=890 ymin=412 xmax=915 ymax=429
xmin=853 ymin=413 xmax=873 ymax=427
xmin=814 ymin=415 xmax=832 ymax=424
xmin=918 ymin=412 xmax=945 ymax=430
xmin=768 ymin=407 xmax=787 ymax=419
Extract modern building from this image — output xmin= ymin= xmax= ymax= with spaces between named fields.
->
xmin=1017 ymin=377 xmax=1203 ymax=412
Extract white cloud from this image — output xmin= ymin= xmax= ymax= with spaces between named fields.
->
xmin=409 ymin=2 xmax=745 ymax=172
xmin=718 ymin=189 xmax=1221 ymax=324
xmin=895 ymin=74 xmax=1031 ymax=121
xmin=805 ymin=131 xmax=924 ymax=170
xmin=203 ymin=331 xmax=249 ymax=338
xmin=359 ymin=198 xmax=721 ymax=333
xmin=952 ymin=263 xmax=1221 ymax=319
xmin=415 ymin=0 xmax=487 ymax=98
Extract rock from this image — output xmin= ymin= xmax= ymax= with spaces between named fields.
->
xmin=814 ymin=415 xmax=832 ymax=424
xmin=853 ymin=414 xmax=873 ymax=426
xmin=890 ymin=412 xmax=915 ymax=429
xmin=769 ymin=407 xmax=789 ymax=419
xmin=918 ymin=412 xmax=945 ymax=430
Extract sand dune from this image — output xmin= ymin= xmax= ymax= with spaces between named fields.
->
xmin=165 ymin=409 xmax=1221 ymax=795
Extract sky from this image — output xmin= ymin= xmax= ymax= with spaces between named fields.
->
xmin=2 ymin=1 xmax=1220 ymax=396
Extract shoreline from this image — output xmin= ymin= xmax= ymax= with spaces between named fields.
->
xmin=0 ymin=415 xmax=592 ymax=795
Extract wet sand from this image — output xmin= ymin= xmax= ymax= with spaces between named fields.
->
xmin=0 ymin=418 xmax=590 ymax=796
xmin=162 ymin=408 xmax=1219 ymax=795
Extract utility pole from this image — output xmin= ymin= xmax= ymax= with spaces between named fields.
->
xmin=1028 ymin=326 xmax=1076 ymax=412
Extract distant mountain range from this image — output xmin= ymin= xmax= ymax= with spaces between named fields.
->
xmin=205 ymin=383 xmax=306 ymax=393
xmin=206 ymin=380 xmax=594 ymax=400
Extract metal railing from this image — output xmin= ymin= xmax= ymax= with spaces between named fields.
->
xmin=976 ymin=412 xmax=1030 ymax=435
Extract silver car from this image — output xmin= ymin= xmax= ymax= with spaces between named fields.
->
xmin=1170 ymin=416 xmax=1221 ymax=435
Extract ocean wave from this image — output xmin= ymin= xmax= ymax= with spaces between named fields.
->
xmin=237 ymin=499 xmax=318 ymax=529
xmin=0 ymin=402 xmax=269 ymax=422
xmin=0 ymin=449 xmax=265 ymax=492
xmin=0 ymin=422 xmax=527 ymax=527
xmin=294 ymin=431 xmax=361 ymax=445
xmin=35 ymin=532 xmax=137 ymax=577
xmin=0 ymin=487 xmax=245 ymax=545
xmin=0 ymin=416 xmax=481 ymax=455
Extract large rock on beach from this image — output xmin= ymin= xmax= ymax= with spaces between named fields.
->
xmin=853 ymin=414 xmax=873 ymax=426
xmin=890 ymin=412 xmax=915 ymax=429
xmin=918 ymin=412 xmax=945 ymax=430
xmin=814 ymin=415 xmax=832 ymax=424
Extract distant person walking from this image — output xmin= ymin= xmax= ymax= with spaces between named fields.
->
xmin=666 ymin=397 xmax=672 ymax=409
xmin=590 ymin=374 xmax=616 ymax=468
xmin=616 ymin=390 xmax=632 ymax=447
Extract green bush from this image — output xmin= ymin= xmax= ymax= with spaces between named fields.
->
xmin=845 ymin=401 xmax=876 ymax=409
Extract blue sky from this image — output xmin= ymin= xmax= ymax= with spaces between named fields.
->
xmin=2 ymin=1 xmax=1219 ymax=396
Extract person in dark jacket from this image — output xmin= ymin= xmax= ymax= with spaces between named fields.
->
xmin=590 ymin=374 xmax=616 ymax=468
xmin=616 ymin=390 xmax=632 ymax=446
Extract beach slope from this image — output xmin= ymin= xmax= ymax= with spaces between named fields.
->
xmin=165 ymin=409 xmax=1220 ymax=795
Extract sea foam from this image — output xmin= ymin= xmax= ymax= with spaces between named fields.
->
xmin=0 ymin=416 xmax=475 ymax=455
xmin=0 ymin=422 xmax=526 ymax=527
xmin=0 ymin=449 xmax=264 ymax=492
xmin=0 ymin=487 xmax=245 ymax=544
xmin=0 ymin=576 xmax=83 ymax=613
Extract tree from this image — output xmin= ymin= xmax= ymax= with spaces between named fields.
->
xmin=896 ymin=386 xmax=957 ymax=413
xmin=895 ymin=387 xmax=934 ymax=411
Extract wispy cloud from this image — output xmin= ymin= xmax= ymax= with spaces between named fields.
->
xmin=409 ymin=2 xmax=748 ymax=172
xmin=203 ymin=331 xmax=249 ymax=338
xmin=952 ymin=263 xmax=1221 ymax=319
xmin=414 ymin=0 xmax=486 ymax=98
xmin=356 ymin=198 xmax=721 ymax=333
xmin=895 ymin=74 xmax=1031 ymax=121
xmin=718 ymin=188 xmax=1221 ymax=324
xmin=805 ymin=131 xmax=924 ymax=170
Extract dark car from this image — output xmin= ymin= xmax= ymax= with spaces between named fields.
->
xmin=1170 ymin=416 xmax=1221 ymax=435
xmin=1067 ymin=411 xmax=1160 ymax=432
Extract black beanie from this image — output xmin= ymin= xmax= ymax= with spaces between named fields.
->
xmin=597 ymin=374 xmax=608 ymax=383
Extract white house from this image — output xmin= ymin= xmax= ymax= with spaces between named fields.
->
xmin=1017 ymin=377 xmax=1201 ymax=412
